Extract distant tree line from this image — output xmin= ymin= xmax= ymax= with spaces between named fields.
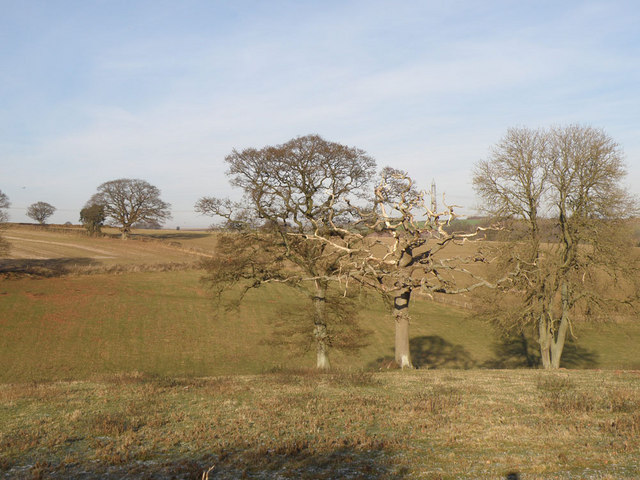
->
xmin=0 ymin=180 xmax=172 ymax=240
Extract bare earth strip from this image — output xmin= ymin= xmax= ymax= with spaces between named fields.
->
xmin=4 ymin=235 xmax=116 ymax=257
xmin=2 ymin=227 xmax=209 ymax=265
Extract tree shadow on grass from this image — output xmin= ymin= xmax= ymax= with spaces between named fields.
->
xmin=0 ymin=257 xmax=99 ymax=277
xmin=481 ymin=332 xmax=540 ymax=369
xmin=367 ymin=333 xmax=599 ymax=371
xmin=410 ymin=335 xmax=477 ymax=369
xmin=483 ymin=332 xmax=599 ymax=369
xmin=19 ymin=446 xmax=406 ymax=479
xmin=368 ymin=335 xmax=477 ymax=370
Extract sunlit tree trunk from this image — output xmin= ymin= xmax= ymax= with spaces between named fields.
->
xmin=538 ymin=314 xmax=552 ymax=369
xmin=313 ymin=280 xmax=331 ymax=370
xmin=538 ymin=286 xmax=570 ymax=369
xmin=394 ymin=288 xmax=413 ymax=369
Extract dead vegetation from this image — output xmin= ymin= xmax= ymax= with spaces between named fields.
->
xmin=0 ymin=258 xmax=198 ymax=278
xmin=1 ymin=369 xmax=639 ymax=479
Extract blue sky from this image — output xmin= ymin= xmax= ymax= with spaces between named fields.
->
xmin=1 ymin=0 xmax=639 ymax=227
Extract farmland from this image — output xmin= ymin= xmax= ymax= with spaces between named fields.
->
xmin=1 ymin=224 xmax=640 ymax=478
xmin=0 ymin=225 xmax=213 ymax=274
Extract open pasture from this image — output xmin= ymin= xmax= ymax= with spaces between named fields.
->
xmin=1 ymin=269 xmax=639 ymax=383
xmin=0 ymin=270 xmax=496 ymax=382
xmin=1 ymin=225 xmax=639 ymax=381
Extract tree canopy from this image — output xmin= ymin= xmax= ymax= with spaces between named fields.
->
xmin=26 ymin=201 xmax=56 ymax=225
xmin=90 ymin=179 xmax=171 ymax=239
xmin=324 ymin=168 xmax=502 ymax=368
xmin=79 ymin=202 xmax=106 ymax=236
xmin=197 ymin=137 xmax=499 ymax=369
xmin=196 ymin=134 xmax=376 ymax=369
xmin=473 ymin=125 xmax=639 ymax=369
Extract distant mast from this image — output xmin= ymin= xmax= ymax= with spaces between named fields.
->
xmin=430 ymin=179 xmax=437 ymax=213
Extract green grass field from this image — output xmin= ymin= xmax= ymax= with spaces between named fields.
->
xmin=1 ymin=224 xmax=640 ymax=382
xmin=0 ymin=269 xmax=488 ymax=382
xmin=2 ymin=268 xmax=639 ymax=383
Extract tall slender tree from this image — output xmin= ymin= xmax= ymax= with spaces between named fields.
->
xmin=473 ymin=125 xmax=639 ymax=368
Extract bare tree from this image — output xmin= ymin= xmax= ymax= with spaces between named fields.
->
xmin=196 ymin=134 xmax=376 ymax=369
xmin=473 ymin=125 xmax=639 ymax=369
xmin=26 ymin=201 xmax=56 ymax=225
xmin=90 ymin=179 xmax=171 ymax=239
xmin=0 ymin=190 xmax=8 ymax=224
xmin=0 ymin=190 xmax=10 ymax=256
xmin=340 ymin=168 xmax=504 ymax=368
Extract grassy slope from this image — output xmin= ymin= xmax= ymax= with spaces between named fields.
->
xmin=1 ymin=224 xmax=639 ymax=383
xmin=1 ymin=269 xmax=639 ymax=383
xmin=0 ymin=270 xmax=480 ymax=381
xmin=2 ymin=226 xmax=640 ymax=478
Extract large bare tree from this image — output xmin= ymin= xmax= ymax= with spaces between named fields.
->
xmin=90 ymin=179 xmax=171 ymax=239
xmin=195 ymin=134 xmax=376 ymax=369
xmin=338 ymin=168 xmax=503 ymax=368
xmin=27 ymin=201 xmax=56 ymax=225
xmin=473 ymin=125 xmax=639 ymax=369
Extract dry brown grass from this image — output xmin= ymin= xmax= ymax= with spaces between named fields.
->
xmin=1 ymin=225 xmax=212 ymax=274
xmin=1 ymin=369 xmax=639 ymax=479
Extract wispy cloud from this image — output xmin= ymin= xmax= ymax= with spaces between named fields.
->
xmin=1 ymin=0 xmax=639 ymax=226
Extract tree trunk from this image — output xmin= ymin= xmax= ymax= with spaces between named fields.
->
xmin=550 ymin=338 xmax=565 ymax=369
xmin=394 ymin=288 xmax=413 ymax=369
xmin=313 ymin=280 xmax=331 ymax=370
xmin=538 ymin=313 xmax=569 ymax=370
xmin=538 ymin=314 xmax=552 ymax=369
xmin=550 ymin=283 xmax=571 ymax=369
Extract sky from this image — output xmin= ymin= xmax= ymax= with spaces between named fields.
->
xmin=1 ymin=0 xmax=639 ymax=228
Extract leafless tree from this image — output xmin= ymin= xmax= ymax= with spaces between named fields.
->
xmin=0 ymin=190 xmax=10 ymax=256
xmin=473 ymin=125 xmax=639 ymax=369
xmin=90 ymin=179 xmax=171 ymax=239
xmin=0 ymin=190 xmax=9 ymax=223
xmin=196 ymin=134 xmax=376 ymax=370
xmin=336 ymin=168 xmax=505 ymax=368
xmin=27 ymin=201 xmax=56 ymax=225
